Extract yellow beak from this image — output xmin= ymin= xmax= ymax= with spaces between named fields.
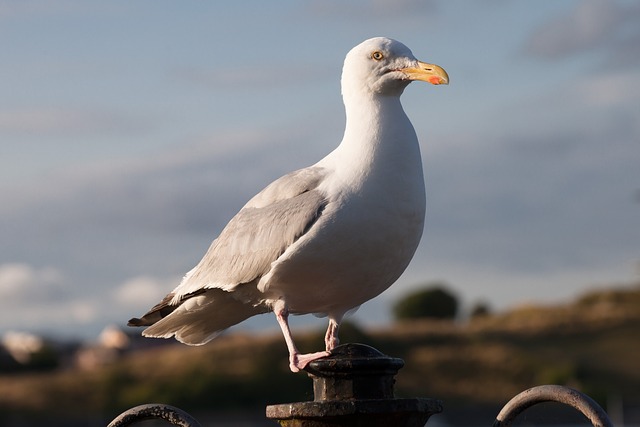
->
xmin=401 ymin=61 xmax=449 ymax=85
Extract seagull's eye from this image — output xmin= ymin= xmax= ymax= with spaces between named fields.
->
xmin=371 ymin=51 xmax=384 ymax=61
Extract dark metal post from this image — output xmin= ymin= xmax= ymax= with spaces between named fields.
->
xmin=265 ymin=343 xmax=443 ymax=427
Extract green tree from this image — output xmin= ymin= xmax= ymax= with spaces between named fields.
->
xmin=393 ymin=284 xmax=458 ymax=321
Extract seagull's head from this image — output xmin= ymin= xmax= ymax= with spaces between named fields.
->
xmin=342 ymin=37 xmax=448 ymax=99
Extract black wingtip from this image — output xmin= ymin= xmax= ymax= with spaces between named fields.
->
xmin=127 ymin=317 xmax=144 ymax=327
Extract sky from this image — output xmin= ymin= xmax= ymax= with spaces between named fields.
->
xmin=1 ymin=0 xmax=639 ymax=341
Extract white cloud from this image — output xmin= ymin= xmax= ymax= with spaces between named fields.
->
xmin=67 ymin=299 xmax=100 ymax=324
xmin=0 ymin=268 xmax=177 ymax=337
xmin=0 ymin=298 xmax=101 ymax=336
xmin=0 ymin=263 xmax=103 ymax=335
xmin=113 ymin=275 xmax=176 ymax=309
xmin=0 ymin=263 xmax=65 ymax=302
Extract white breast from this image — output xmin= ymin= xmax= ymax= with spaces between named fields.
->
xmin=259 ymin=95 xmax=426 ymax=317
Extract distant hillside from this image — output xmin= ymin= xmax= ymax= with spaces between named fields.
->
xmin=0 ymin=283 xmax=638 ymax=426
xmin=382 ymin=284 xmax=640 ymax=404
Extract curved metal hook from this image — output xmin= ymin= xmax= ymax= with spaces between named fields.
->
xmin=493 ymin=385 xmax=613 ymax=427
xmin=107 ymin=403 xmax=202 ymax=427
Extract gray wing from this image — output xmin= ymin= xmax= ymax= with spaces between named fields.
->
xmin=171 ymin=166 xmax=329 ymax=299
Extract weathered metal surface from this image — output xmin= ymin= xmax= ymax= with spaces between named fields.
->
xmin=493 ymin=385 xmax=614 ymax=427
xmin=305 ymin=343 xmax=404 ymax=401
xmin=107 ymin=403 xmax=202 ymax=427
xmin=267 ymin=397 xmax=443 ymax=427
xmin=266 ymin=343 xmax=443 ymax=427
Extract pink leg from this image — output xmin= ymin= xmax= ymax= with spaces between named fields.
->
xmin=274 ymin=300 xmax=329 ymax=373
xmin=324 ymin=317 xmax=341 ymax=351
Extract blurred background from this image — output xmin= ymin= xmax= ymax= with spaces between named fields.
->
xmin=1 ymin=1 xmax=639 ymax=426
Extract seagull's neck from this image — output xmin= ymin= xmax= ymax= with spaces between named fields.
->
xmin=315 ymin=91 xmax=423 ymax=196
xmin=336 ymin=93 xmax=418 ymax=166
xmin=343 ymin=93 xmax=404 ymax=139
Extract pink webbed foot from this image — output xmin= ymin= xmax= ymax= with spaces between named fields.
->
xmin=289 ymin=350 xmax=330 ymax=373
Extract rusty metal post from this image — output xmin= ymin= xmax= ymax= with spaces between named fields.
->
xmin=265 ymin=343 xmax=443 ymax=427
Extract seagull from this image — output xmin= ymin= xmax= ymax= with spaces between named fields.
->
xmin=128 ymin=37 xmax=448 ymax=372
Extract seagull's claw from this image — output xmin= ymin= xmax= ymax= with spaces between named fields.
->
xmin=290 ymin=351 xmax=330 ymax=372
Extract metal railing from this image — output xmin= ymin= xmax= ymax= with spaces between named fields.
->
xmin=107 ymin=343 xmax=615 ymax=427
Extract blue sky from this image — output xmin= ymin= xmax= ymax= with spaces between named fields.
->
xmin=1 ymin=0 xmax=639 ymax=340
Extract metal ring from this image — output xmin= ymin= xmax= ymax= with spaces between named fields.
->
xmin=493 ymin=385 xmax=613 ymax=427
xmin=107 ymin=403 xmax=202 ymax=427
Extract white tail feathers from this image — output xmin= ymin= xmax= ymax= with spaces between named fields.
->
xmin=141 ymin=289 xmax=267 ymax=345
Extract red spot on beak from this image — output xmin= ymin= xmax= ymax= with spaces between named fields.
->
xmin=428 ymin=76 xmax=444 ymax=85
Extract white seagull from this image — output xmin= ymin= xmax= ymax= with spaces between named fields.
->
xmin=128 ymin=37 xmax=448 ymax=372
